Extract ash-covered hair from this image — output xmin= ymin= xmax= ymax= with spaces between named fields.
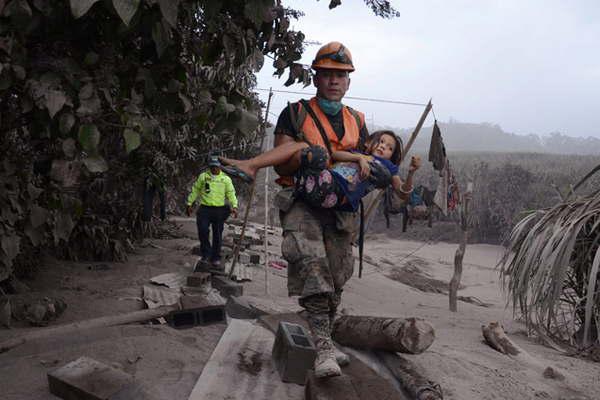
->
xmin=367 ymin=130 xmax=403 ymax=165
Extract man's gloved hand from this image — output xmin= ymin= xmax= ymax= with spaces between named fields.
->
xmin=186 ymin=205 xmax=193 ymax=217
xmin=231 ymin=207 xmax=238 ymax=218
xmin=368 ymin=160 xmax=392 ymax=189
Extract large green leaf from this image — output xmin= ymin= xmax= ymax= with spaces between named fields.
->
xmin=178 ymin=92 xmax=192 ymax=113
xmin=59 ymin=112 xmax=76 ymax=134
xmin=123 ymin=129 xmax=140 ymax=153
xmin=53 ymin=212 xmax=75 ymax=243
xmin=70 ymin=0 xmax=101 ymax=18
xmin=243 ymin=0 xmax=272 ymax=28
xmin=4 ymin=0 xmax=31 ymax=19
xmin=158 ymin=0 xmax=179 ymax=27
xmin=152 ymin=20 xmax=170 ymax=57
xmin=82 ymin=156 xmax=108 ymax=173
xmin=24 ymin=221 xmax=44 ymax=247
xmin=215 ymin=96 xmax=235 ymax=116
xmin=234 ymin=107 xmax=259 ymax=135
xmin=30 ymin=205 xmax=48 ymax=228
xmin=78 ymin=124 xmax=100 ymax=153
xmin=45 ymin=90 xmax=66 ymax=119
xmin=1 ymin=234 xmax=20 ymax=264
xmin=112 ymin=0 xmax=140 ymax=26
xmin=62 ymin=138 xmax=77 ymax=158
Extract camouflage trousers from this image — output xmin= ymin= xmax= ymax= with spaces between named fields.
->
xmin=277 ymin=188 xmax=357 ymax=315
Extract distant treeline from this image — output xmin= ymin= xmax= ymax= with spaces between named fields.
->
xmin=384 ymin=151 xmax=600 ymax=244
xmin=377 ymin=121 xmax=600 ymax=155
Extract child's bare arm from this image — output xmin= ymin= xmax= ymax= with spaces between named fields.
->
xmin=331 ymin=151 xmax=372 ymax=179
xmin=392 ymin=156 xmax=421 ymax=200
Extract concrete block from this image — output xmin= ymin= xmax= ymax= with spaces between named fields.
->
xmin=304 ymin=371 xmax=360 ymax=400
xmin=271 ymin=321 xmax=316 ymax=385
xmin=168 ymin=295 xmax=226 ymax=329
xmin=187 ymin=272 xmax=211 ymax=287
xmin=211 ymin=275 xmax=243 ymax=298
xmin=48 ymin=356 xmax=133 ymax=400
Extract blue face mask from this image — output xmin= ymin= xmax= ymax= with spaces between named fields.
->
xmin=317 ymin=97 xmax=343 ymax=116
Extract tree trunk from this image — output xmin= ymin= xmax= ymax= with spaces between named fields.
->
xmin=449 ymin=193 xmax=470 ymax=312
xmin=332 ymin=316 xmax=435 ymax=354
xmin=375 ymin=351 xmax=443 ymax=400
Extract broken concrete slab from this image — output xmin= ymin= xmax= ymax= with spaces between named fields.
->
xmin=187 ymin=319 xmax=303 ymax=400
xmin=47 ymin=356 xmax=134 ymax=400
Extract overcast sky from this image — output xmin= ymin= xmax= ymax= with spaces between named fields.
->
xmin=256 ymin=0 xmax=600 ymax=138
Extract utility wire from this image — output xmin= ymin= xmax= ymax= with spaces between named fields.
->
xmin=255 ymin=88 xmax=428 ymax=107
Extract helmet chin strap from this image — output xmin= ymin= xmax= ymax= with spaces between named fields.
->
xmin=317 ymin=96 xmax=343 ymax=116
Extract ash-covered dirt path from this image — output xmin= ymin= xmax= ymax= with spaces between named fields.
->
xmin=0 ymin=218 xmax=598 ymax=400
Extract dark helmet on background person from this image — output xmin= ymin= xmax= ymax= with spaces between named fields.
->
xmin=207 ymin=156 xmax=221 ymax=168
xmin=311 ymin=41 xmax=355 ymax=72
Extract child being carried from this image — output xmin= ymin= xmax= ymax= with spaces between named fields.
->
xmin=220 ymin=130 xmax=420 ymax=212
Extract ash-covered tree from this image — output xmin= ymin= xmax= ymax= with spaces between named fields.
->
xmin=0 ymin=0 xmax=398 ymax=279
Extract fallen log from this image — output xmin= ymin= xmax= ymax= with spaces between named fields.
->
xmin=332 ymin=316 xmax=435 ymax=354
xmin=481 ymin=321 xmax=570 ymax=381
xmin=0 ymin=304 xmax=178 ymax=354
xmin=375 ymin=351 xmax=443 ymax=400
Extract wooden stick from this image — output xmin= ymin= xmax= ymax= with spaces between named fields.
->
xmin=228 ymin=88 xmax=274 ymax=280
xmin=449 ymin=185 xmax=471 ymax=312
xmin=0 ymin=304 xmax=178 ymax=354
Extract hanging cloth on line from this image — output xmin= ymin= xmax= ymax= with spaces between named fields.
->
xmin=428 ymin=120 xmax=446 ymax=171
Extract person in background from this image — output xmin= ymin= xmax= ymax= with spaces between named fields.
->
xmin=186 ymin=156 xmax=238 ymax=268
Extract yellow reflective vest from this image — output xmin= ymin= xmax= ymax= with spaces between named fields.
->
xmin=186 ymin=171 xmax=238 ymax=208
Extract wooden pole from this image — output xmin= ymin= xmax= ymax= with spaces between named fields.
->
xmin=263 ymin=134 xmax=270 ymax=294
xmin=449 ymin=182 xmax=471 ymax=312
xmin=0 ymin=304 xmax=179 ymax=354
xmin=228 ymin=88 xmax=274 ymax=279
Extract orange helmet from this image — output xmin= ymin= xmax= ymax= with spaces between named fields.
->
xmin=311 ymin=41 xmax=355 ymax=72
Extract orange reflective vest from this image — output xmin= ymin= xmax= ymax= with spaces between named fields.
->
xmin=276 ymin=97 xmax=365 ymax=187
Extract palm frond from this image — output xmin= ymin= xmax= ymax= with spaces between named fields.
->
xmin=501 ymin=188 xmax=600 ymax=348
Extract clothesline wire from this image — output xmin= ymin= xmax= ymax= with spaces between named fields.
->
xmin=255 ymin=88 xmax=429 ymax=107
xmin=195 ymin=89 xmax=440 ymax=161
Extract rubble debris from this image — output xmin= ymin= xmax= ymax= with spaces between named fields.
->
xmin=48 ymin=356 xmax=135 ymax=400
xmin=24 ymin=297 xmax=67 ymax=327
xmin=482 ymin=321 xmax=570 ymax=381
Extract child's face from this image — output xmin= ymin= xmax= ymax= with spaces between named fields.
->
xmin=371 ymin=134 xmax=396 ymax=160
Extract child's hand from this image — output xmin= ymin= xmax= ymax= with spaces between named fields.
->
xmin=409 ymin=156 xmax=421 ymax=172
xmin=358 ymin=157 xmax=371 ymax=179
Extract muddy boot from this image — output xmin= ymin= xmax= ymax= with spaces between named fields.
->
xmin=308 ymin=313 xmax=342 ymax=378
xmin=329 ymin=313 xmax=350 ymax=367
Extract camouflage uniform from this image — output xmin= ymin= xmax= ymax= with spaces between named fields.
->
xmin=276 ymin=187 xmax=357 ymax=372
